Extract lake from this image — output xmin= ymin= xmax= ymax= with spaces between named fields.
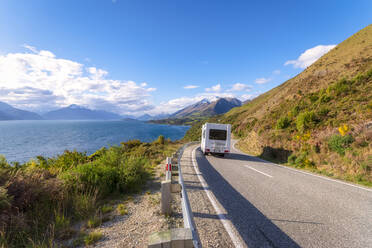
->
xmin=0 ymin=120 xmax=189 ymax=162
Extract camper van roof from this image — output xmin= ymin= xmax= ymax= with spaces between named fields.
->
xmin=204 ymin=123 xmax=231 ymax=128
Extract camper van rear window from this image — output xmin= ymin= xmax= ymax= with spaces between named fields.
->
xmin=209 ymin=129 xmax=227 ymax=140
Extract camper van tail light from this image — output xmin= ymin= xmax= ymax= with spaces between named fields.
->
xmin=224 ymin=150 xmax=229 ymax=153
xmin=206 ymin=149 xmax=210 ymax=152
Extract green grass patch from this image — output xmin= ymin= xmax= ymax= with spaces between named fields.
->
xmin=276 ymin=116 xmax=291 ymax=129
xmin=328 ymin=134 xmax=354 ymax=156
xmin=117 ymin=203 xmax=128 ymax=215
xmin=84 ymin=231 xmax=103 ymax=245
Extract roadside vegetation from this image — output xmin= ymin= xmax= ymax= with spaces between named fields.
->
xmin=0 ymin=136 xmax=180 ymax=247
xmin=149 ymin=116 xmax=209 ymax=126
xmin=234 ymin=68 xmax=372 ymax=186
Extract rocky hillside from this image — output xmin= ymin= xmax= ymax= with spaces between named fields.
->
xmin=185 ymin=25 xmax=372 ymax=186
xmin=170 ymin=97 xmax=241 ymax=119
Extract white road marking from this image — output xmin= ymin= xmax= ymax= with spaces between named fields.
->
xmin=244 ymin=165 xmax=273 ymax=178
xmin=192 ymin=147 xmax=246 ymax=248
xmin=232 ymin=141 xmax=372 ymax=193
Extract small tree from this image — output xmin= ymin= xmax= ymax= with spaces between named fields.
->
xmin=156 ymin=135 xmax=165 ymax=145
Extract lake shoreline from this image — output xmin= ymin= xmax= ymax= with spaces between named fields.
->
xmin=0 ymin=120 xmax=189 ymax=163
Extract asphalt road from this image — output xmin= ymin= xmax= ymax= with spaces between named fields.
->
xmin=190 ymin=140 xmax=372 ymax=248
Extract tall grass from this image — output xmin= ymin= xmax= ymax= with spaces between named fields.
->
xmin=0 ymin=137 xmax=180 ymax=247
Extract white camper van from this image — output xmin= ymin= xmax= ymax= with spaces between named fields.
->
xmin=201 ymin=123 xmax=231 ymax=156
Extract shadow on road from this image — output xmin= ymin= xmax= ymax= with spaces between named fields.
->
xmin=224 ymin=152 xmax=269 ymax=163
xmin=195 ymin=147 xmax=301 ymax=248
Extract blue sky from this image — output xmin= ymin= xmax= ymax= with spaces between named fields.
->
xmin=0 ymin=0 xmax=371 ymax=115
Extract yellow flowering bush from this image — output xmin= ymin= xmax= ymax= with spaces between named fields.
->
xmin=338 ymin=124 xmax=349 ymax=136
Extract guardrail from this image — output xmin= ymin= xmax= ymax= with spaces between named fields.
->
xmin=178 ymin=142 xmax=201 ymax=248
xmin=148 ymin=142 xmax=201 ymax=248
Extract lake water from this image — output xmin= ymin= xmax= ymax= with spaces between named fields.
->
xmin=0 ymin=120 xmax=189 ymax=162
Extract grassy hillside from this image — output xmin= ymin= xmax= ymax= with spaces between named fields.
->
xmin=184 ymin=25 xmax=372 ymax=186
xmin=0 ymin=136 xmax=180 ymax=247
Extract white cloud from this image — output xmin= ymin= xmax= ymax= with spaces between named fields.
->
xmin=273 ymin=70 xmax=281 ymax=75
xmin=240 ymin=94 xmax=254 ymax=101
xmin=255 ymin=77 xmax=271 ymax=84
xmin=228 ymin=83 xmax=252 ymax=92
xmin=183 ymin=85 xmax=199 ymax=89
xmin=23 ymin=44 xmax=38 ymax=53
xmin=0 ymin=45 xmax=156 ymax=114
xmin=284 ymin=44 xmax=336 ymax=69
xmin=205 ymin=83 xmax=221 ymax=92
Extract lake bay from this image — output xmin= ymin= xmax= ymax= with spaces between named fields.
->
xmin=0 ymin=120 xmax=189 ymax=162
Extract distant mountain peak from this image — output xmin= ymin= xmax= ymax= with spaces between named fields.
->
xmin=169 ymin=97 xmax=241 ymax=119
xmin=67 ymin=104 xmax=83 ymax=109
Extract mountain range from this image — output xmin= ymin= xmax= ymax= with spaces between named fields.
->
xmin=0 ymin=102 xmax=43 ymax=120
xmin=0 ymin=97 xmax=241 ymax=121
xmin=149 ymin=97 xmax=242 ymax=125
xmin=42 ymin=104 xmax=122 ymax=120
xmin=169 ymin=97 xmax=242 ymax=119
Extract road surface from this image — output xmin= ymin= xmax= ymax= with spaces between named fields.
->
xmin=180 ymin=141 xmax=372 ymax=248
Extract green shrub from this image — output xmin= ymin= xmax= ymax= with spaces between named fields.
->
xmin=117 ymin=203 xmax=127 ymax=215
xmin=155 ymin=135 xmax=165 ymax=145
xmin=287 ymin=152 xmax=314 ymax=168
xmin=291 ymin=105 xmax=301 ymax=117
xmin=331 ymin=78 xmax=350 ymax=95
xmin=121 ymin=139 xmax=142 ymax=149
xmin=309 ymin=94 xmax=319 ymax=103
xmin=296 ymin=111 xmax=318 ymax=132
xmin=287 ymin=154 xmax=297 ymax=165
xmin=87 ymin=216 xmax=101 ymax=228
xmin=54 ymin=212 xmax=71 ymax=239
xmin=0 ymin=155 xmax=10 ymax=168
xmin=101 ymin=205 xmax=113 ymax=214
xmin=328 ymin=134 xmax=354 ymax=156
xmin=47 ymin=150 xmax=88 ymax=172
xmin=84 ymin=231 xmax=103 ymax=245
xmin=62 ymin=162 xmax=121 ymax=196
xmin=71 ymin=190 xmax=98 ymax=220
xmin=319 ymin=94 xmax=331 ymax=103
xmin=0 ymin=186 xmax=11 ymax=211
xmin=317 ymin=107 xmax=330 ymax=117
xmin=276 ymin=116 xmax=291 ymax=129
xmin=122 ymin=157 xmax=149 ymax=192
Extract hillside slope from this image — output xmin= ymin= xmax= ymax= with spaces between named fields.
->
xmin=0 ymin=101 xmax=43 ymax=120
xmin=185 ymin=25 xmax=372 ymax=186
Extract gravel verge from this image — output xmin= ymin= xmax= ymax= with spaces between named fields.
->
xmin=89 ymin=160 xmax=183 ymax=248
